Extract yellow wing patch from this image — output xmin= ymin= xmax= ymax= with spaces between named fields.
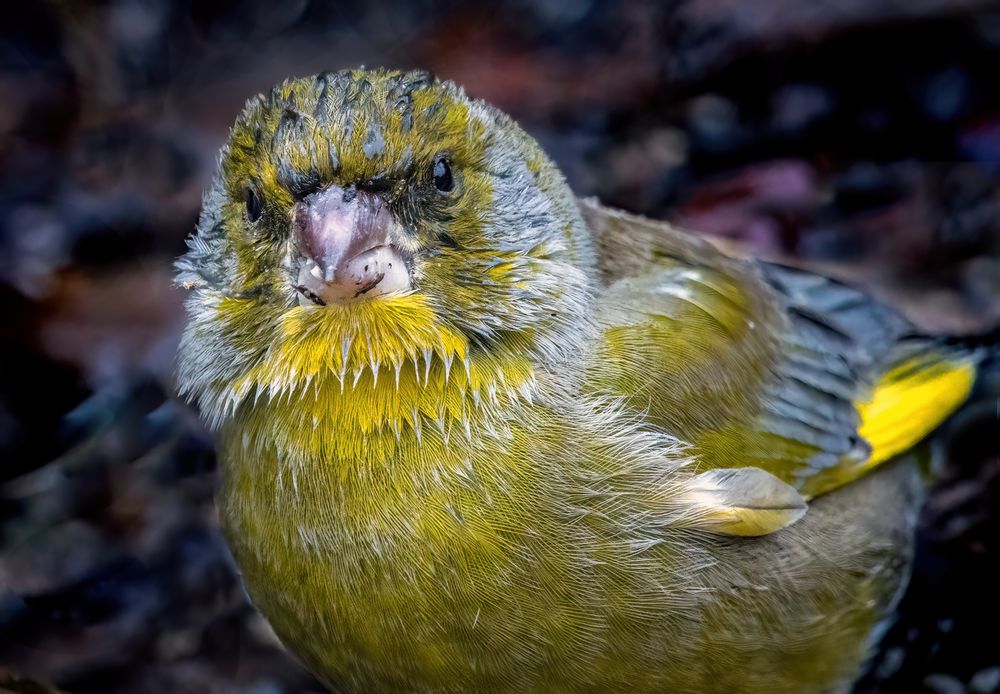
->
xmin=800 ymin=352 xmax=976 ymax=499
xmin=856 ymin=353 xmax=976 ymax=467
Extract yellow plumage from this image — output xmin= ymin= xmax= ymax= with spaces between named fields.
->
xmin=857 ymin=355 xmax=976 ymax=466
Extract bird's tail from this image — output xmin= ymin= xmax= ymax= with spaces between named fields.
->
xmin=945 ymin=324 xmax=1000 ymax=400
xmin=935 ymin=324 xmax=1000 ymax=471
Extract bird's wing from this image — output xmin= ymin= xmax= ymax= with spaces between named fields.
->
xmin=581 ymin=198 xmax=977 ymax=501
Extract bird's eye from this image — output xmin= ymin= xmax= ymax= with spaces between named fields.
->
xmin=245 ymin=185 xmax=264 ymax=223
xmin=432 ymin=157 xmax=454 ymax=193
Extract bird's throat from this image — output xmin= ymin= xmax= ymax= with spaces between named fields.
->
xmin=220 ymin=294 xmax=537 ymax=465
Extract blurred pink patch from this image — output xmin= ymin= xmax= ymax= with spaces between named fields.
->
xmin=672 ymin=159 xmax=820 ymax=253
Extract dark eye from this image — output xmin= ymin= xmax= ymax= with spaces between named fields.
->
xmin=245 ymin=185 xmax=264 ymax=223
xmin=432 ymin=157 xmax=453 ymax=193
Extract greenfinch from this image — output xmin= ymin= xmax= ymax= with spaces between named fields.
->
xmin=175 ymin=68 xmax=986 ymax=693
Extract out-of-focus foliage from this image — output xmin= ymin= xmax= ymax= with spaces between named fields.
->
xmin=0 ymin=2 xmax=997 ymax=692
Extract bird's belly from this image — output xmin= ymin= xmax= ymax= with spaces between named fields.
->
xmin=216 ymin=440 xmax=922 ymax=694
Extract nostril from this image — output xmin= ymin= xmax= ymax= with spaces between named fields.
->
xmin=360 ymin=176 xmax=392 ymax=194
xmin=290 ymin=178 xmax=323 ymax=202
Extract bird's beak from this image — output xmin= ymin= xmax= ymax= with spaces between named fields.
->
xmin=291 ymin=185 xmax=411 ymax=305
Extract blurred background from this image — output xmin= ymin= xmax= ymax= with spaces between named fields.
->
xmin=1 ymin=1 xmax=999 ymax=692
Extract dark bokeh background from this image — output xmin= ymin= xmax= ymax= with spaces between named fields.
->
xmin=2 ymin=1 xmax=999 ymax=692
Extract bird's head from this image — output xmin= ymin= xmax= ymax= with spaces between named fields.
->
xmin=176 ymin=69 xmax=596 ymax=431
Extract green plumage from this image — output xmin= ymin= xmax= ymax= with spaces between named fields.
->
xmin=176 ymin=69 xmax=979 ymax=692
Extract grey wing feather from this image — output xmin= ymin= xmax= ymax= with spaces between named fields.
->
xmin=755 ymin=263 xmax=917 ymax=477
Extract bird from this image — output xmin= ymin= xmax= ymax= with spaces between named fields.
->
xmin=174 ymin=68 xmax=990 ymax=693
